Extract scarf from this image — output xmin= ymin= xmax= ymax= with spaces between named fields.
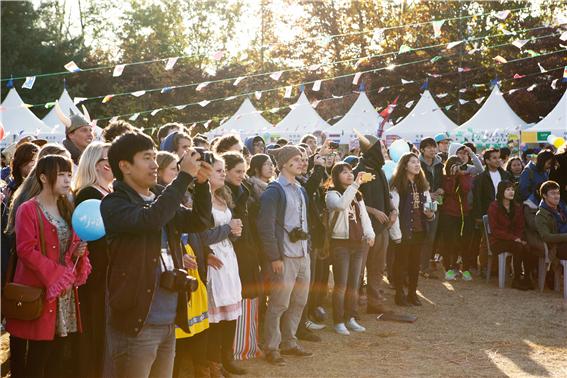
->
xmin=63 ymin=139 xmax=82 ymax=165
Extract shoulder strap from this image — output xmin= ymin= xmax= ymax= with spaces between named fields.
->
xmin=329 ymin=209 xmax=340 ymax=231
xmin=34 ymin=203 xmax=47 ymax=257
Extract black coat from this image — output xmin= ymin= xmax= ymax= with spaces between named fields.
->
xmin=472 ymin=168 xmax=512 ymax=219
xmin=227 ymin=181 xmax=261 ymax=298
xmin=298 ymin=165 xmax=327 ymax=249
xmin=100 ymin=172 xmax=213 ymax=336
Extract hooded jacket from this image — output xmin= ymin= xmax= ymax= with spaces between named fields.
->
xmin=244 ymin=136 xmax=266 ymax=155
xmin=447 ymin=143 xmax=484 ymax=176
xmin=419 ymin=154 xmax=444 ymax=192
xmin=353 ymin=140 xmax=393 ymax=233
xmin=472 ymin=167 xmax=512 ymax=219
xmin=518 ymin=161 xmax=549 ymax=202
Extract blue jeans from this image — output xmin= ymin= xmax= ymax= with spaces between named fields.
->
xmin=109 ymin=323 xmax=175 ymax=378
xmin=331 ymin=242 xmax=364 ymax=323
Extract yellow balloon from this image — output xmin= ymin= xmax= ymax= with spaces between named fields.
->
xmin=553 ymin=137 xmax=566 ymax=148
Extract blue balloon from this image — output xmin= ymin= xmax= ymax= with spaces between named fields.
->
xmin=389 ymin=139 xmax=410 ymax=163
xmin=72 ymin=199 xmax=106 ymax=242
xmin=382 ymin=160 xmax=397 ymax=182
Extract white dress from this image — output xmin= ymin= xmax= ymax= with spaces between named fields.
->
xmin=207 ymin=206 xmax=242 ymax=323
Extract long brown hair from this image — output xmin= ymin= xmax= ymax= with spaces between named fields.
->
xmin=444 ymin=156 xmax=462 ymax=176
xmin=35 ymin=155 xmax=74 ymax=228
xmin=390 ymin=152 xmax=429 ymax=196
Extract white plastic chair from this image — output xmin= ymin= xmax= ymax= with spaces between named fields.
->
xmin=482 ymin=215 xmax=512 ymax=289
xmin=539 ymin=243 xmax=567 ymax=299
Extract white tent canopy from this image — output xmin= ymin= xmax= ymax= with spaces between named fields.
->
xmin=0 ymin=89 xmax=48 ymax=148
xmin=324 ymin=92 xmax=384 ymax=145
xmin=40 ymin=88 xmax=80 ymax=143
xmin=454 ymin=85 xmax=527 ymax=137
xmin=383 ymin=90 xmax=457 ymax=144
xmin=206 ymin=98 xmax=272 ymax=139
xmin=525 ymin=89 xmax=567 ymax=136
xmin=267 ymin=92 xmax=330 ymax=143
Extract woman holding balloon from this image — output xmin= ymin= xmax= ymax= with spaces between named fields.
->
xmin=73 ymin=141 xmax=113 ymax=378
xmin=6 ymin=155 xmax=91 ymax=378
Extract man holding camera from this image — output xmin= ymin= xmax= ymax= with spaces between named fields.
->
xmin=101 ymin=132 xmax=213 ymax=378
xmin=257 ymin=145 xmax=313 ymax=365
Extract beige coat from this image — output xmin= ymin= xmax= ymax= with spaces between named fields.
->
xmin=325 ymin=183 xmax=375 ymax=241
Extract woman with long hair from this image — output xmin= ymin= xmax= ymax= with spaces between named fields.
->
xmin=73 ymin=142 xmax=113 ymax=378
xmin=438 ymin=156 xmax=474 ymax=281
xmin=222 ymin=152 xmax=261 ymax=367
xmin=325 ymin=162 xmax=374 ymax=335
xmin=202 ymin=156 xmax=243 ymax=376
xmin=156 ymin=151 xmax=179 ymax=186
xmin=390 ymin=153 xmax=434 ymax=306
xmin=6 ymin=155 xmax=91 ymax=378
xmin=487 ymin=180 xmax=534 ymax=290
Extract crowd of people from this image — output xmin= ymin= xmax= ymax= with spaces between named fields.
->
xmin=1 ymin=108 xmax=566 ymax=378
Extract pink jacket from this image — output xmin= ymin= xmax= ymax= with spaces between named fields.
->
xmin=5 ymin=198 xmax=91 ymax=340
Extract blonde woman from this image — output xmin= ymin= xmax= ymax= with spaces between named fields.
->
xmin=73 ymin=141 xmax=113 ymax=378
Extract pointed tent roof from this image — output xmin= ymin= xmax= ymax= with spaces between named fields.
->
xmin=206 ymin=98 xmax=272 ymax=138
xmin=526 ymin=89 xmax=567 ymax=135
xmin=0 ymin=89 xmax=48 ymax=147
xmin=324 ymin=92 xmax=384 ymax=144
xmin=383 ymin=90 xmax=457 ymax=144
xmin=268 ymin=92 xmax=330 ymax=142
xmin=455 ymin=85 xmax=527 ymax=133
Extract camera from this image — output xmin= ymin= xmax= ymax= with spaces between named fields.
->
xmin=288 ymin=227 xmax=309 ymax=242
xmin=193 ymin=147 xmax=214 ymax=165
xmin=459 ymin=164 xmax=468 ymax=171
xmin=160 ymin=269 xmax=198 ymax=293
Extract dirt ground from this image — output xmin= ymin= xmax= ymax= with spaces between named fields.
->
xmin=2 ymin=274 xmax=566 ymax=377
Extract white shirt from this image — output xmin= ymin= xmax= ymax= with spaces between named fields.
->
xmin=489 ymin=170 xmax=502 ymax=196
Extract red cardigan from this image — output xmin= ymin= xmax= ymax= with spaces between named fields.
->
xmin=6 ymin=198 xmax=91 ymax=341
xmin=440 ymin=173 xmax=472 ymax=217
xmin=487 ymin=201 xmax=525 ymax=246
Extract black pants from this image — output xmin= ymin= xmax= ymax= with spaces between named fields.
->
xmin=393 ymin=232 xmax=425 ymax=295
xmin=492 ymin=240 xmax=535 ymax=279
xmin=300 ymin=252 xmax=330 ymax=325
xmin=439 ymin=214 xmax=475 ymax=271
xmin=10 ymin=334 xmax=78 ymax=378
xmin=207 ymin=320 xmax=236 ymax=363
xmin=173 ymin=330 xmax=208 ymax=377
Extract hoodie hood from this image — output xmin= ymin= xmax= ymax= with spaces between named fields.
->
xmin=160 ymin=131 xmax=178 ymax=152
xmin=419 ymin=154 xmax=443 ymax=169
xmin=448 ymin=142 xmax=466 ymax=157
xmin=244 ymin=135 xmax=265 ymax=155
xmin=360 ymin=139 xmax=385 ymax=169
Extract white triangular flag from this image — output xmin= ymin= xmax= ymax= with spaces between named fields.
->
xmin=560 ymin=31 xmax=567 ymax=41
xmin=551 ymin=78 xmax=559 ymax=89
xmin=372 ymin=28 xmax=384 ymax=42
xmin=204 ymin=120 xmax=212 ymax=129
xmin=459 ymin=99 xmax=468 ymax=105
xmin=312 ymin=80 xmax=321 ymax=91
xmin=198 ymin=100 xmax=211 ymax=107
xmin=431 ymin=20 xmax=445 ymax=38
xmin=405 ymin=100 xmax=414 ymax=108
xmin=151 ymin=109 xmax=162 ymax=116
xmin=538 ymin=63 xmax=547 ymax=73
xmin=269 ymin=107 xmax=280 ymax=114
xmin=352 ymin=72 xmax=362 ymax=85
xmin=113 ymin=64 xmax=125 ymax=77
xmin=284 ymin=86 xmax=292 ymax=98
xmin=196 ymin=82 xmax=209 ymax=91
xmin=437 ymin=93 xmax=448 ymax=98
xmin=109 ymin=116 xmax=119 ymax=123
xmin=311 ymin=100 xmax=320 ymax=108
xmin=512 ymin=39 xmax=529 ymax=49
xmin=233 ymin=77 xmax=244 ymax=86
xmin=494 ymin=10 xmax=510 ymax=20
xmin=132 ymin=90 xmax=146 ymax=97
xmin=64 ymin=61 xmax=81 ymax=72
xmin=22 ymin=76 xmax=36 ymax=89
xmin=527 ymin=84 xmax=537 ymax=92
xmin=401 ymin=78 xmax=414 ymax=84
xmin=255 ymin=91 xmax=262 ymax=100
xmin=225 ymin=95 xmax=237 ymax=101
xmin=73 ymin=97 xmax=87 ymax=104
xmin=446 ymin=40 xmax=463 ymax=49
xmin=270 ymin=71 xmax=283 ymax=81
xmin=129 ymin=113 xmax=140 ymax=121
xmin=475 ymin=96 xmax=485 ymax=104
xmin=165 ymin=57 xmax=178 ymax=70
xmin=459 ymin=88 xmax=467 ymax=93
xmin=175 ymin=105 xmax=188 ymax=110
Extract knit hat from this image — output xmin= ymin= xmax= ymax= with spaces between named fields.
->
xmin=55 ymin=101 xmax=91 ymax=135
xmin=271 ymin=145 xmax=302 ymax=170
xmin=160 ymin=131 xmax=178 ymax=152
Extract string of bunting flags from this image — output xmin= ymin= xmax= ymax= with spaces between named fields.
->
xmin=9 ymin=26 xmax=564 ymax=111
xmin=2 ymin=3 xmax=560 ymax=85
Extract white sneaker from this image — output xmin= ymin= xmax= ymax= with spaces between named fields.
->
xmin=305 ymin=320 xmax=326 ymax=330
xmin=334 ymin=323 xmax=350 ymax=335
xmin=346 ymin=317 xmax=366 ymax=332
